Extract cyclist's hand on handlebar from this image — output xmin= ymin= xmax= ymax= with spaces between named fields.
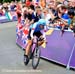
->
xmin=40 ymin=35 xmax=45 ymax=39
xmin=40 ymin=35 xmax=43 ymax=38
xmin=39 ymin=36 xmax=44 ymax=41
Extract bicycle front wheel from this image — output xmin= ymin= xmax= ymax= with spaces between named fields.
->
xmin=32 ymin=46 xmax=40 ymax=69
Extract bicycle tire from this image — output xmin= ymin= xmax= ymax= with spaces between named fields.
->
xmin=32 ymin=46 xmax=41 ymax=69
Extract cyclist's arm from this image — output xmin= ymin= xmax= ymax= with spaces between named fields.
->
xmin=30 ymin=30 xmax=34 ymax=39
xmin=30 ymin=23 xmax=37 ymax=39
xmin=41 ymin=26 xmax=47 ymax=41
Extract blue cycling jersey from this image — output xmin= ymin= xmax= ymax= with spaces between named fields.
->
xmin=30 ymin=22 xmax=43 ymax=32
xmin=30 ymin=19 xmax=46 ymax=39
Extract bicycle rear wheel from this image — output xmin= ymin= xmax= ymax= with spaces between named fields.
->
xmin=32 ymin=46 xmax=40 ymax=69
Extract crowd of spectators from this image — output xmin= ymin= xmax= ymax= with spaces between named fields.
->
xmin=0 ymin=1 xmax=17 ymax=16
xmin=0 ymin=0 xmax=75 ymax=36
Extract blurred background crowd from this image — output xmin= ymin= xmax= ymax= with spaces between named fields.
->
xmin=0 ymin=0 xmax=75 ymax=36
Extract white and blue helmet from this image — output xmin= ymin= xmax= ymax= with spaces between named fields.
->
xmin=38 ymin=19 xmax=46 ymax=26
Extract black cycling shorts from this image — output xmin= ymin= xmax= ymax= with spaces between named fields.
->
xmin=27 ymin=29 xmax=42 ymax=40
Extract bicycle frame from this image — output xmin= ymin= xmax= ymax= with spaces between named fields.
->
xmin=31 ymin=36 xmax=38 ymax=53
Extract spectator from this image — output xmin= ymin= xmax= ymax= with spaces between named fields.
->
xmin=34 ymin=6 xmax=43 ymax=22
xmin=43 ymin=8 xmax=51 ymax=26
xmin=69 ymin=9 xmax=75 ymax=36
xmin=26 ymin=0 xmax=32 ymax=7
xmin=39 ymin=0 xmax=46 ymax=9
xmin=0 ymin=6 xmax=4 ymax=16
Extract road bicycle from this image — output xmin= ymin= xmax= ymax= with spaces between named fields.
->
xmin=24 ymin=36 xmax=44 ymax=69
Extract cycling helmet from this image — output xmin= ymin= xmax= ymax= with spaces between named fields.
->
xmin=38 ymin=19 xmax=46 ymax=26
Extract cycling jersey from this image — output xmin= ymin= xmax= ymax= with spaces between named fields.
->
xmin=29 ymin=21 xmax=46 ymax=40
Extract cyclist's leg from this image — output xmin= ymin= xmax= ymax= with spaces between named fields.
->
xmin=24 ymin=39 xmax=33 ymax=65
xmin=25 ymin=39 xmax=33 ymax=56
xmin=24 ymin=28 xmax=32 ymax=56
xmin=24 ymin=29 xmax=32 ymax=65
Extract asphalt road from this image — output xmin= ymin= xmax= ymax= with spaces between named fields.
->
xmin=0 ymin=22 xmax=75 ymax=74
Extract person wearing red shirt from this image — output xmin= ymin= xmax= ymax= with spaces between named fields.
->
xmin=16 ymin=2 xmax=22 ymax=23
xmin=26 ymin=0 xmax=32 ymax=7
